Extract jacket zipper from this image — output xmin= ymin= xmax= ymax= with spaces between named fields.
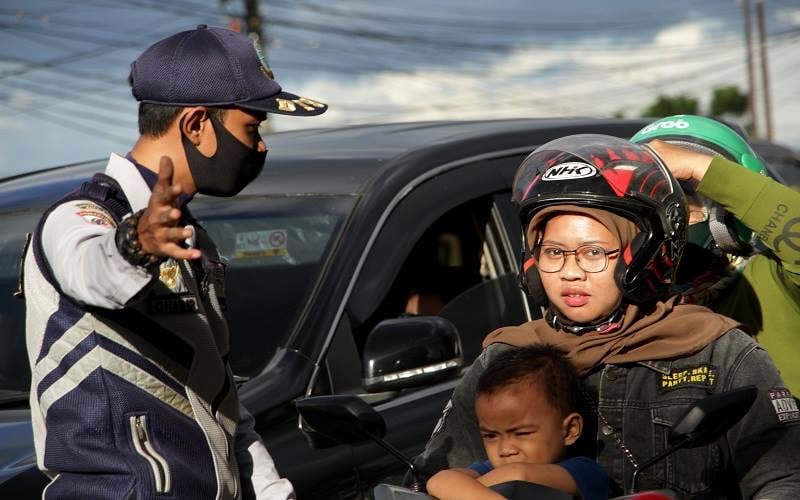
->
xmin=129 ymin=415 xmax=171 ymax=493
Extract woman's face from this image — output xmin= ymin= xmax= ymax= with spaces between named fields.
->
xmin=536 ymin=214 xmax=622 ymax=323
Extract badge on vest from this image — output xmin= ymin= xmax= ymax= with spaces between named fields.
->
xmin=768 ymin=387 xmax=800 ymax=424
xmin=660 ymin=364 xmax=716 ymax=392
xmin=148 ymin=260 xmax=195 ymax=313
xmin=159 ymin=262 xmax=183 ymax=292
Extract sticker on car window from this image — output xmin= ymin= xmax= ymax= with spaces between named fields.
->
xmin=234 ymin=229 xmax=288 ymax=258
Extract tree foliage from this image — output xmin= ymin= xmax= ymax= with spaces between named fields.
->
xmin=711 ymin=85 xmax=748 ymax=116
xmin=641 ymin=94 xmax=699 ymax=118
xmin=638 ymin=86 xmax=748 ymax=118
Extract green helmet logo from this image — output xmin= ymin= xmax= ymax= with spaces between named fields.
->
xmin=631 ymin=114 xmax=766 ymax=253
xmin=631 ymin=115 xmax=765 ymax=174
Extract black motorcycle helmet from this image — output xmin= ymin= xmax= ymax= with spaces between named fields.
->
xmin=513 ymin=134 xmax=688 ymax=306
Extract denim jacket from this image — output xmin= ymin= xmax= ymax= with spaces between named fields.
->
xmin=416 ymin=328 xmax=800 ymax=499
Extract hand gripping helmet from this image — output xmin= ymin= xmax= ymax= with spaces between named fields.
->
xmin=513 ymin=134 xmax=688 ymax=305
xmin=631 ymin=115 xmax=766 ymax=254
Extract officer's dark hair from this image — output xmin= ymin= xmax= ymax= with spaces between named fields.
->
xmin=476 ymin=344 xmax=580 ymax=417
xmin=129 ymin=74 xmax=226 ymax=137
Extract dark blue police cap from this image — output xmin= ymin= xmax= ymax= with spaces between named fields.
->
xmin=130 ymin=25 xmax=327 ymax=116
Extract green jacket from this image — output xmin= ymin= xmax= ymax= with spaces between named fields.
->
xmin=699 ymin=157 xmax=800 ymax=393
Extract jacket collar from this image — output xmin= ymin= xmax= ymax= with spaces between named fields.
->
xmin=636 ymin=359 xmax=672 ymax=375
xmin=105 ymin=153 xmax=152 ymax=213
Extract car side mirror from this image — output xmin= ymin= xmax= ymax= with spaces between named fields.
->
xmin=362 ymin=316 xmax=463 ymax=393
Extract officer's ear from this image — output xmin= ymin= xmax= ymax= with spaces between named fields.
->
xmin=562 ymin=412 xmax=583 ymax=446
xmin=179 ymin=107 xmax=210 ymax=146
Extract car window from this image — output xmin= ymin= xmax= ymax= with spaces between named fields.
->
xmin=0 ymin=195 xmax=356 ymax=394
xmin=180 ymin=194 xmax=357 ymax=378
xmin=316 ymin=153 xmax=532 ymax=398
xmin=327 ymin=191 xmax=527 ymax=396
xmin=350 ymin=196 xmax=494 ymax=347
xmin=0 ymin=209 xmax=41 ymax=394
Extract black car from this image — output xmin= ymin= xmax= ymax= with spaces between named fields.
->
xmin=750 ymin=139 xmax=800 ymax=189
xmin=0 ymin=118 xmax=652 ymax=498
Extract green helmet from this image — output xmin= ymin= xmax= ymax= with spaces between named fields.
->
xmin=631 ymin=115 xmax=766 ymax=254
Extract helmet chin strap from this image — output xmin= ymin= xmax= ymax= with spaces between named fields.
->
xmin=546 ymin=301 xmax=626 ymax=335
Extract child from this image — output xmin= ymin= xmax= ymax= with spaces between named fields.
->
xmin=426 ymin=344 xmax=607 ymax=500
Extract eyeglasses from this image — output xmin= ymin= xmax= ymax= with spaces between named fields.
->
xmin=534 ymin=245 xmax=620 ymax=273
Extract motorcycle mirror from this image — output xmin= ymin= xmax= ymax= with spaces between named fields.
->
xmin=296 ymin=395 xmax=386 ymax=445
xmin=296 ymin=395 xmax=426 ymax=491
xmin=630 ymin=385 xmax=758 ymax=493
xmin=668 ymin=385 xmax=757 ymax=447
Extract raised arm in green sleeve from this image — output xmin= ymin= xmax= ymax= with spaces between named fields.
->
xmin=698 ymin=157 xmax=800 ymax=281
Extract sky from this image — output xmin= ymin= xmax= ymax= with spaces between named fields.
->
xmin=1 ymin=0 xmax=799 ymax=178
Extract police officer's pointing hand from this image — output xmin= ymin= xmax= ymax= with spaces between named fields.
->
xmin=138 ymin=156 xmax=201 ymax=260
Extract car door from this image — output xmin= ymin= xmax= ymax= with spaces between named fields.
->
xmin=307 ymin=153 xmax=533 ymax=496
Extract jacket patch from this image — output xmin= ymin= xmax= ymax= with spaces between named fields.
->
xmin=768 ymin=388 xmax=800 ymax=424
xmin=660 ymin=364 xmax=716 ymax=392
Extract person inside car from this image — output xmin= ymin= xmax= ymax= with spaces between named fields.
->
xmin=631 ymin=115 xmax=800 ymax=394
xmin=22 ymin=25 xmax=326 ymax=499
xmin=416 ymin=135 xmax=800 ymax=498
xmin=426 ymin=344 xmax=607 ymax=500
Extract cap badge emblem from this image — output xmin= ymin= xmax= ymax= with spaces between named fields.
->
xmin=252 ymin=37 xmax=275 ymax=80
xmin=276 ymin=97 xmax=326 ymax=113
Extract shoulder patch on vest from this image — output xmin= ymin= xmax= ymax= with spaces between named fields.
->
xmin=659 ymin=363 xmax=716 ymax=392
xmin=73 ymin=202 xmax=115 ymax=228
xmin=768 ymin=387 xmax=800 ymax=424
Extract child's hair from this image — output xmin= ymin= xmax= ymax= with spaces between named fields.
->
xmin=476 ymin=344 xmax=581 ymax=417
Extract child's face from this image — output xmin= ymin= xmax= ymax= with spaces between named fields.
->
xmin=476 ymin=379 xmax=578 ymax=468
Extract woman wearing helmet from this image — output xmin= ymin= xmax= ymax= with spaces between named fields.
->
xmin=632 ymin=115 xmax=800 ymax=395
xmin=416 ymin=135 xmax=800 ymax=498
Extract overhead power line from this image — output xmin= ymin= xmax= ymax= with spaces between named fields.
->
xmin=278 ymin=0 xmax=751 ymax=32
xmin=0 ymin=99 xmax=132 ymax=145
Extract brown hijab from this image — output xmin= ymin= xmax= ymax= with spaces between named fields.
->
xmin=498 ymin=204 xmax=740 ymax=376
xmin=527 ymin=205 xmax=639 ymax=253
xmin=484 ymin=297 xmax=739 ymax=376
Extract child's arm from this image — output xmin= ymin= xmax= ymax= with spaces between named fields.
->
xmin=426 ymin=469 xmax=505 ymax=500
xmin=477 ymin=463 xmax=580 ymax=497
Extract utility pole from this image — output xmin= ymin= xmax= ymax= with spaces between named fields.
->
xmin=755 ymin=0 xmax=774 ymax=141
xmin=244 ymin=0 xmax=264 ymax=49
xmin=241 ymin=0 xmax=271 ymax=132
xmin=742 ymin=0 xmax=758 ymax=137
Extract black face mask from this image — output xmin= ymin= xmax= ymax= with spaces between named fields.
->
xmin=182 ymin=114 xmax=266 ymax=197
xmin=687 ymin=220 xmax=715 ymax=249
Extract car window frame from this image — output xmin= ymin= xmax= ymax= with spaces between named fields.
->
xmin=315 ymin=152 xmax=532 ymax=400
